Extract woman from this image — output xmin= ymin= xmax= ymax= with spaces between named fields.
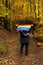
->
xmin=20 ymin=30 xmax=30 ymax=55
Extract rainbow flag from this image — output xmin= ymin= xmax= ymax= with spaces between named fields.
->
xmin=17 ymin=24 xmax=32 ymax=32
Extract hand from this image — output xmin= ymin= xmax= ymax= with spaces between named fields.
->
xmin=16 ymin=24 xmax=17 ymax=26
xmin=32 ymin=24 xmax=33 ymax=26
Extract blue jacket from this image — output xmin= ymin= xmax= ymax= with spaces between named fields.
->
xmin=20 ymin=31 xmax=29 ymax=44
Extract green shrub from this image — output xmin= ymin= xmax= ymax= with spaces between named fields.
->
xmin=0 ymin=38 xmax=8 ymax=56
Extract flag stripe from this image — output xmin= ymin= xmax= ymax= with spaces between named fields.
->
xmin=17 ymin=24 xmax=32 ymax=32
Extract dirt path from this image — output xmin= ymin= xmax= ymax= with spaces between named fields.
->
xmin=0 ymin=29 xmax=43 ymax=65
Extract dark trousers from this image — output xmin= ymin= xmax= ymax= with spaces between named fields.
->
xmin=20 ymin=43 xmax=29 ymax=55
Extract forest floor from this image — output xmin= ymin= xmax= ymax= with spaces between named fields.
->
xmin=0 ymin=28 xmax=43 ymax=65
